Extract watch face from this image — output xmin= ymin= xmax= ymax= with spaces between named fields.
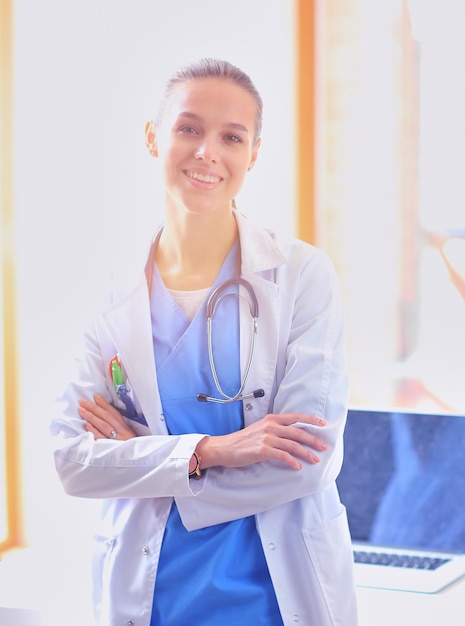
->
xmin=188 ymin=451 xmax=205 ymax=479
xmin=189 ymin=452 xmax=201 ymax=479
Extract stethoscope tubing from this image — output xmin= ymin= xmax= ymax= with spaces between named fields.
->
xmin=198 ymin=278 xmax=263 ymax=404
xmin=206 ymin=278 xmax=259 ymax=318
xmin=145 ymin=239 xmax=263 ymax=404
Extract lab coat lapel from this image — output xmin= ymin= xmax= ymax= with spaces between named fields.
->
xmin=102 ymin=277 xmax=164 ymax=434
xmin=239 ymin=274 xmax=281 ymax=426
xmin=235 ymin=211 xmax=286 ymax=424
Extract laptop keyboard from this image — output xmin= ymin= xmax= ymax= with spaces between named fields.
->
xmin=354 ymin=550 xmax=451 ymax=570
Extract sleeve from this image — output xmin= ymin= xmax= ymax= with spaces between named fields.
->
xmin=176 ymin=246 xmax=350 ymax=530
xmin=50 ymin=317 xmax=206 ymax=500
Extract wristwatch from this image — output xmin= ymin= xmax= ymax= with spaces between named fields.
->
xmin=188 ymin=452 xmax=204 ymax=480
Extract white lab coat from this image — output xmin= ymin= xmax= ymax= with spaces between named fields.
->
xmin=51 ymin=211 xmax=358 ymax=626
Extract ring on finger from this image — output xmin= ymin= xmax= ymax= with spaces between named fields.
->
xmin=109 ymin=429 xmax=117 ymax=439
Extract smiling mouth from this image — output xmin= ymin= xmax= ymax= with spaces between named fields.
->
xmin=185 ymin=170 xmax=222 ymax=184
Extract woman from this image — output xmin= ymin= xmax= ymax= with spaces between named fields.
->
xmin=51 ymin=58 xmax=357 ymax=626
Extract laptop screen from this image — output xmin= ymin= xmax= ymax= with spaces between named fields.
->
xmin=336 ymin=409 xmax=465 ymax=554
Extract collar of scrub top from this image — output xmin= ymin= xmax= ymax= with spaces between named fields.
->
xmin=144 ymin=237 xmax=264 ymax=404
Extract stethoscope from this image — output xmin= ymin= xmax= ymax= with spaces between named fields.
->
xmin=196 ymin=278 xmax=265 ymax=403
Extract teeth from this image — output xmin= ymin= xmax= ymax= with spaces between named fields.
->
xmin=187 ymin=171 xmax=221 ymax=184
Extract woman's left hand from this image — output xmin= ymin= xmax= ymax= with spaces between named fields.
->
xmin=79 ymin=394 xmax=136 ymax=441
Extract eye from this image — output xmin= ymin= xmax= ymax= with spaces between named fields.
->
xmin=178 ymin=125 xmax=199 ymax=135
xmin=224 ymin=134 xmax=242 ymax=144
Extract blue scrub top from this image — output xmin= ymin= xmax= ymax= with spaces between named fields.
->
xmin=150 ymin=241 xmax=283 ymax=626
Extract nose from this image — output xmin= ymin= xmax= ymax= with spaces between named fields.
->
xmin=194 ymin=137 xmax=219 ymax=163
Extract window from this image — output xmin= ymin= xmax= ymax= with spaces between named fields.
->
xmin=297 ymin=0 xmax=465 ymax=413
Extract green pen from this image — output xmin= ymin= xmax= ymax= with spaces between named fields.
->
xmin=110 ymin=355 xmax=124 ymax=391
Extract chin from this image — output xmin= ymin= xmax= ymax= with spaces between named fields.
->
xmin=183 ymin=201 xmax=232 ymax=216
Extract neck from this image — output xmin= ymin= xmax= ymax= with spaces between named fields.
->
xmin=155 ymin=205 xmax=238 ymax=290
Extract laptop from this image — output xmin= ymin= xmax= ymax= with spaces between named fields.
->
xmin=336 ymin=408 xmax=465 ymax=593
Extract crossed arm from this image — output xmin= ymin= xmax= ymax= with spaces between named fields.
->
xmin=79 ymin=394 xmax=328 ymax=473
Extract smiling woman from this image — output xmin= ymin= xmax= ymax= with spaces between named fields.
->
xmin=145 ymin=70 xmax=261 ymax=291
xmin=148 ymin=77 xmax=260 ymax=225
xmin=51 ymin=57 xmax=358 ymax=626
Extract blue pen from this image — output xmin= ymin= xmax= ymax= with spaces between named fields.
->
xmin=109 ymin=355 xmax=148 ymax=426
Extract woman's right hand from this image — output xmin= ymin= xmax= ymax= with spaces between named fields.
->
xmin=196 ymin=412 xmax=328 ymax=471
xmin=79 ymin=394 xmax=137 ymax=441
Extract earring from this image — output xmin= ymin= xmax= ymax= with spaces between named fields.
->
xmin=145 ymin=121 xmax=156 ymax=148
xmin=145 ymin=121 xmax=157 ymax=156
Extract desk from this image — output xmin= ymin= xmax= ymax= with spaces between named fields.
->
xmin=357 ymin=577 xmax=465 ymax=625
xmin=0 ymin=608 xmax=44 ymax=626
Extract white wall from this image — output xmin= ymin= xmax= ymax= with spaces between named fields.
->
xmin=1 ymin=1 xmax=297 ymax=624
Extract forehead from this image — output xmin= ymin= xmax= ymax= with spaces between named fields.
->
xmin=163 ymin=78 xmax=257 ymax=128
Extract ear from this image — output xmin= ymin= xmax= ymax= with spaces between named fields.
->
xmin=145 ymin=120 xmax=158 ymax=157
xmin=247 ymin=138 xmax=261 ymax=171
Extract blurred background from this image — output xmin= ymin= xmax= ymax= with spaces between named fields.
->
xmin=1 ymin=0 xmax=464 ymax=623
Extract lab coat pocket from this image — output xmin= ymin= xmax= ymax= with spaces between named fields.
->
xmin=301 ymin=506 xmax=358 ymax=626
xmin=108 ymin=387 xmax=149 ymax=433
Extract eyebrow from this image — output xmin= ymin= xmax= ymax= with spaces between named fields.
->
xmin=178 ymin=111 xmax=250 ymax=134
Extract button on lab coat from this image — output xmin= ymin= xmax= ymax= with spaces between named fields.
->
xmin=51 ymin=211 xmax=358 ymax=626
